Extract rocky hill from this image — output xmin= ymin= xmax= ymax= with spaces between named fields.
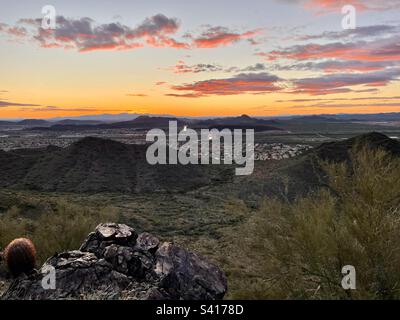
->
xmin=225 ymin=132 xmax=400 ymax=202
xmin=270 ymin=132 xmax=400 ymax=198
xmin=0 ymin=137 xmax=233 ymax=193
xmin=1 ymin=132 xmax=398 ymax=197
xmin=1 ymin=223 xmax=227 ymax=300
xmin=313 ymin=132 xmax=400 ymax=162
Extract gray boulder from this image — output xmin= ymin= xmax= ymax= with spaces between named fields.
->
xmin=1 ymin=223 xmax=227 ymax=300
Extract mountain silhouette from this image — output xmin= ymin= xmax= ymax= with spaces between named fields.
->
xmin=28 ymin=115 xmax=281 ymax=132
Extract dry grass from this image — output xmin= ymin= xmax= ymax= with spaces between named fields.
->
xmin=0 ymin=199 xmax=119 ymax=265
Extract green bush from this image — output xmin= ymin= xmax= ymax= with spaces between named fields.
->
xmin=231 ymin=147 xmax=400 ymax=299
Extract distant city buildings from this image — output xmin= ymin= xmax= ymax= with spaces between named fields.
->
xmin=0 ymin=130 xmax=312 ymax=161
xmin=254 ymin=143 xmax=312 ymax=161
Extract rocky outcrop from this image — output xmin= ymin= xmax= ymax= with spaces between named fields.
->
xmin=1 ymin=223 xmax=227 ymax=300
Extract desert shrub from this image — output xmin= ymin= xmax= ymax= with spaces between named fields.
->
xmin=0 ymin=206 xmax=31 ymax=251
xmin=0 ymin=199 xmax=119 ymax=264
xmin=231 ymin=147 xmax=400 ymax=299
xmin=32 ymin=201 xmax=119 ymax=263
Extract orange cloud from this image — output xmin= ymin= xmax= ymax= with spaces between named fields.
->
xmin=305 ymin=0 xmax=366 ymax=12
xmin=262 ymin=36 xmax=400 ymax=62
xmin=2 ymin=15 xmax=263 ymax=52
xmin=193 ymin=27 xmax=263 ymax=48
xmin=290 ymin=68 xmax=400 ymax=95
xmin=0 ymin=100 xmax=41 ymax=107
xmin=13 ymin=14 xmax=187 ymax=52
xmin=303 ymin=0 xmax=400 ymax=13
xmin=273 ymin=60 xmax=396 ymax=73
xmin=127 ymin=93 xmax=148 ymax=97
xmin=168 ymin=72 xmax=282 ymax=97
xmin=165 ymin=60 xmax=223 ymax=74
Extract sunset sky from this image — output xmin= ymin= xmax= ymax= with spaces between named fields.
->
xmin=0 ymin=0 xmax=399 ymax=119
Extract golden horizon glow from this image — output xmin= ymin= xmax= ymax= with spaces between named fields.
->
xmin=0 ymin=1 xmax=399 ymax=119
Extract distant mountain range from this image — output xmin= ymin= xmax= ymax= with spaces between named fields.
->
xmin=2 ymin=112 xmax=400 ymax=130
xmin=25 ymin=115 xmax=284 ymax=132
xmin=0 ymin=113 xmax=178 ymax=124
xmin=0 ymin=119 xmax=52 ymax=127
xmin=324 ymin=113 xmax=400 ymax=122
xmin=45 ymin=112 xmax=400 ymax=123
xmin=0 ymin=119 xmax=104 ymax=127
